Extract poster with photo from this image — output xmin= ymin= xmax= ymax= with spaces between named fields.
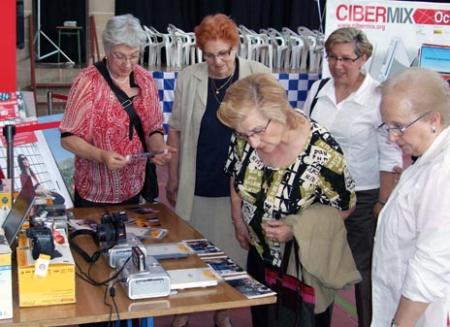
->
xmin=0 ymin=91 xmax=73 ymax=208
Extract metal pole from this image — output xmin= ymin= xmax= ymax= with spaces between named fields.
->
xmin=3 ymin=124 xmax=16 ymax=197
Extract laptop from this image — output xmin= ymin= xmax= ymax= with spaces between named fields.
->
xmin=2 ymin=179 xmax=35 ymax=247
xmin=418 ymin=43 xmax=450 ymax=75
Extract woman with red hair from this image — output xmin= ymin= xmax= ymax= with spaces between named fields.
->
xmin=167 ymin=13 xmax=270 ymax=327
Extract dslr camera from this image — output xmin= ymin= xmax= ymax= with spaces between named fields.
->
xmin=96 ymin=211 xmax=128 ymax=248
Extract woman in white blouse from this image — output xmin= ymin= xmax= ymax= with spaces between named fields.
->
xmin=303 ymin=27 xmax=402 ymax=327
xmin=372 ymin=68 xmax=450 ymax=327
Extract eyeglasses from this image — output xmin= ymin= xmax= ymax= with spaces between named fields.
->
xmin=378 ymin=111 xmax=431 ymax=135
xmin=110 ymin=51 xmax=140 ymax=64
xmin=235 ymin=120 xmax=271 ymax=140
xmin=326 ymin=54 xmax=360 ymax=65
xmin=203 ymin=47 xmax=232 ymax=61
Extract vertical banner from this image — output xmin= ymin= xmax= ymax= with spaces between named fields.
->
xmin=325 ymin=0 xmax=450 ymax=81
xmin=0 ymin=0 xmax=16 ymax=91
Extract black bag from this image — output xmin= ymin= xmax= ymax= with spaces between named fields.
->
xmin=265 ymin=240 xmax=316 ymax=327
xmin=94 ymin=60 xmax=159 ymax=202
xmin=141 ymin=160 xmax=159 ymax=202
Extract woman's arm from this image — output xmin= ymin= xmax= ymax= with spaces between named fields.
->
xmin=61 ymin=135 xmax=128 ymax=170
xmin=166 ymin=129 xmax=180 ymax=207
xmin=230 ymin=177 xmax=250 ymax=250
xmin=374 ymin=171 xmax=398 ymax=217
xmin=147 ymin=132 xmax=175 ymax=166
xmin=392 ymin=296 xmax=429 ymax=327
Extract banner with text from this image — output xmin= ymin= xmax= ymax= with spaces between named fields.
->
xmin=325 ymin=0 xmax=450 ymax=81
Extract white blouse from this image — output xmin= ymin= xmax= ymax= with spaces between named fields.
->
xmin=372 ymin=127 xmax=450 ymax=327
xmin=303 ymin=73 xmax=402 ymax=191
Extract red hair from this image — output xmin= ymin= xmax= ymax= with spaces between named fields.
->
xmin=194 ymin=14 xmax=240 ymax=50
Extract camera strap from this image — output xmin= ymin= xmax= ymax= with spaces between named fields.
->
xmin=94 ymin=59 xmax=148 ymax=152
xmin=69 ymin=229 xmax=101 ymax=263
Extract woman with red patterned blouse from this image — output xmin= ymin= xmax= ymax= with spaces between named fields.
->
xmin=60 ymin=14 xmax=173 ymax=207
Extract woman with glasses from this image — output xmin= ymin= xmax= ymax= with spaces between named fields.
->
xmin=166 ymin=14 xmax=269 ymax=327
xmin=302 ymin=27 xmax=402 ymax=327
xmin=60 ymin=14 xmax=172 ymax=208
xmin=219 ymin=73 xmax=358 ymax=327
xmin=372 ymin=68 xmax=450 ymax=327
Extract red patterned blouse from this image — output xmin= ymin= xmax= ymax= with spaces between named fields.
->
xmin=60 ymin=64 xmax=163 ymax=204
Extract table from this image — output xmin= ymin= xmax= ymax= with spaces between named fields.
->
xmin=2 ymin=203 xmax=275 ymax=326
xmin=57 ymin=26 xmax=83 ymax=64
xmin=151 ymin=71 xmax=320 ymax=134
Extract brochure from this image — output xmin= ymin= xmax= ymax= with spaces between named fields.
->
xmin=183 ymin=238 xmax=224 ymax=257
xmin=225 ymin=274 xmax=276 ymax=299
xmin=201 ymin=255 xmax=246 ymax=278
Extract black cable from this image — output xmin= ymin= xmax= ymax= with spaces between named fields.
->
xmin=110 ymin=283 xmax=121 ymax=322
xmin=103 ymin=283 xmax=113 ymax=326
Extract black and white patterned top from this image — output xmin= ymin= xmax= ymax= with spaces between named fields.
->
xmin=225 ymin=113 xmax=356 ymax=266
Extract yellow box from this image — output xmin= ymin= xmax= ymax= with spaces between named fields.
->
xmin=0 ymin=228 xmax=13 ymax=320
xmin=16 ymin=229 xmax=76 ymax=307
xmin=0 ymin=179 xmax=12 ymax=227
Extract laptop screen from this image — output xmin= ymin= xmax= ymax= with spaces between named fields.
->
xmin=2 ymin=179 xmax=35 ymax=247
xmin=419 ymin=44 xmax=450 ymax=75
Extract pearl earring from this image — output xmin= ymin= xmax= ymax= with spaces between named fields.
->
xmin=431 ymin=126 xmax=436 ymax=133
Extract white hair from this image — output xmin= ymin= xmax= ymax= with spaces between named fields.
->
xmin=102 ymin=14 xmax=146 ymax=52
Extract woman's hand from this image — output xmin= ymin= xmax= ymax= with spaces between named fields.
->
xmin=262 ymin=219 xmax=293 ymax=243
xmin=100 ymin=150 xmax=129 ymax=170
xmin=150 ymin=146 xmax=177 ymax=166
xmin=233 ymin=218 xmax=250 ymax=250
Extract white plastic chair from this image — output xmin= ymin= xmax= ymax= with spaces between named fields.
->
xmin=282 ymin=27 xmax=304 ymax=71
xmin=143 ymin=25 xmax=165 ymax=68
xmin=267 ymin=28 xmax=289 ymax=71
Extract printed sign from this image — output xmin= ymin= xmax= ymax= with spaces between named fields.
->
xmin=325 ymin=0 xmax=450 ymax=81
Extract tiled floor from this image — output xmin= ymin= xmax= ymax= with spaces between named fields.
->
xmin=21 ymin=64 xmax=358 ymax=327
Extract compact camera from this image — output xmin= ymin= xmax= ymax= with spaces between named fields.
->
xmin=26 ymin=226 xmax=57 ymax=260
xmin=96 ymin=211 xmax=128 ymax=248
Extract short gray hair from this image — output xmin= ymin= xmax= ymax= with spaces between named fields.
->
xmin=102 ymin=14 xmax=146 ymax=52
xmin=381 ymin=67 xmax=450 ymax=127
xmin=325 ymin=27 xmax=373 ymax=59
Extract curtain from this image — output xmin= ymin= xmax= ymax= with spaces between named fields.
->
xmin=115 ymin=0 xmax=327 ymax=33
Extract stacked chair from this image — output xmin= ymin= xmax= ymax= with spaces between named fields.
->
xmin=140 ymin=24 xmax=324 ymax=73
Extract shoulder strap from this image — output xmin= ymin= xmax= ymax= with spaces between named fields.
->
xmin=94 ymin=60 xmax=147 ymax=152
xmin=309 ymin=77 xmax=330 ymax=117
xmin=280 ymin=239 xmax=303 ymax=280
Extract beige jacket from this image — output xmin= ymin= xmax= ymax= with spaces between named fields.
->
xmin=285 ymin=204 xmax=361 ymax=313
xmin=168 ymin=58 xmax=270 ymax=221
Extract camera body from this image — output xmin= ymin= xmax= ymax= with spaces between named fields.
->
xmin=118 ymin=251 xmax=171 ymax=299
xmin=96 ymin=211 xmax=128 ymax=247
xmin=26 ymin=226 xmax=56 ymax=260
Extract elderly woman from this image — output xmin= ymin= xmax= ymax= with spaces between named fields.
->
xmin=218 ymin=73 xmax=358 ymax=327
xmin=60 ymin=14 xmax=172 ymax=207
xmin=372 ymin=68 xmax=450 ymax=327
xmin=167 ymin=14 xmax=269 ymax=266
xmin=302 ymin=27 xmax=402 ymax=327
